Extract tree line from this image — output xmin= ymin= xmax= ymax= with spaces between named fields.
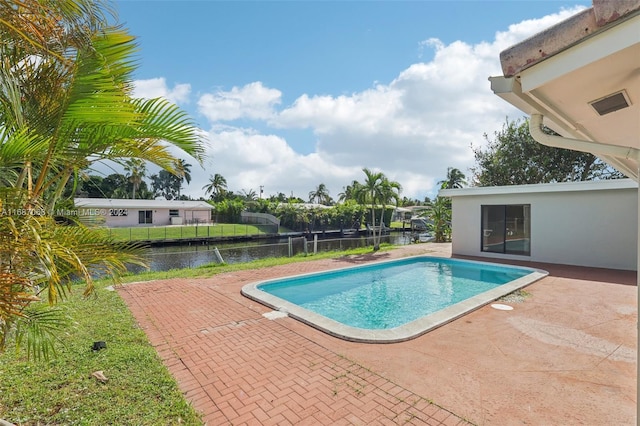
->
xmin=209 ymin=167 xmax=462 ymax=248
xmin=74 ymin=158 xmax=192 ymax=200
xmin=471 ymin=118 xmax=623 ymax=186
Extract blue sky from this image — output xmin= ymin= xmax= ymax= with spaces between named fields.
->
xmin=115 ymin=0 xmax=591 ymax=201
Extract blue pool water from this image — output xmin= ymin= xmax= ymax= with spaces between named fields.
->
xmin=257 ymin=257 xmax=533 ymax=330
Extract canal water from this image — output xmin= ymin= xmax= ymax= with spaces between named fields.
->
xmin=134 ymin=233 xmax=414 ymax=273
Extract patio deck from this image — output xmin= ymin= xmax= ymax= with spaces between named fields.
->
xmin=117 ymin=243 xmax=637 ymax=425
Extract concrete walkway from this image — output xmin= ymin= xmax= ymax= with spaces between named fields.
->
xmin=117 ymin=244 xmax=636 ymax=425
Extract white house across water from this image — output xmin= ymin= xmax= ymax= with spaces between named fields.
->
xmin=74 ymin=198 xmax=213 ymax=227
xmin=440 ymin=179 xmax=638 ymax=271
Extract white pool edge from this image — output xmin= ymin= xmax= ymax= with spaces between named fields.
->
xmin=241 ymin=256 xmax=549 ymax=343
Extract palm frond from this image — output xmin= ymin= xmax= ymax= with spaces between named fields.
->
xmin=0 ymin=272 xmax=39 ymax=321
xmin=15 ymin=304 xmax=69 ymax=361
xmin=0 ymin=1 xmax=203 ymax=360
xmin=0 ymin=0 xmax=113 ymax=63
xmin=0 ymin=127 xmax=51 ymax=176
xmin=1 ymin=189 xmax=147 ymax=304
xmin=63 ymin=29 xmax=139 ymax=124
xmin=131 ymin=97 xmax=204 ymax=161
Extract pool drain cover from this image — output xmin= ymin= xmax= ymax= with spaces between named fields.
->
xmin=491 ymin=303 xmax=514 ymax=311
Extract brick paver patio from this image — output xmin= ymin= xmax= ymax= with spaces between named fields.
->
xmin=119 ymin=245 xmax=469 ymax=425
xmin=118 ymin=244 xmax=636 ymax=425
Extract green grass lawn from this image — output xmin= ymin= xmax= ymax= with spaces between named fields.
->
xmin=0 ymin=244 xmax=396 ymax=425
xmin=0 ymin=282 xmax=202 ymax=425
xmin=106 ymin=223 xmax=275 ymax=241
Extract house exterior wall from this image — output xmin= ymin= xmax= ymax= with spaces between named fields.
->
xmin=99 ymin=208 xmax=211 ymax=227
xmin=448 ymin=184 xmax=637 ymax=270
xmin=74 ymin=198 xmax=213 ymax=228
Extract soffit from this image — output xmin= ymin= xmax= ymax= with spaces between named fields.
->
xmin=517 ymin=15 xmax=640 ymax=149
xmin=491 ymin=9 xmax=640 ymax=179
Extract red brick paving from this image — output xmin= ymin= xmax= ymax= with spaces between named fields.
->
xmin=117 ymin=244 xmax=636 ymax=425
xmin=118 ymin=245 xmax=470 ymax=425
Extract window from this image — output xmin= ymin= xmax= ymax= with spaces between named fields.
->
xmin=481 ymin=205 xmax=530 ymax=255
xmin=138 ymin=210 xmax=153 ymax=224
xmin=169 ymin=209 xmax=179 ymax=217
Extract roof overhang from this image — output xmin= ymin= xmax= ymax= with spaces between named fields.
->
xmin=440 ymin=178 xmax=637 ymax=198
xmin=490 ymin=1 xmax=640 ymax=179
xmin=74 ymin=198 xmax=213 ymax=210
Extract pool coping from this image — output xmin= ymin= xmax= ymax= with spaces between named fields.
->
xmin=241 ymin=255 xmax=549 ymax=343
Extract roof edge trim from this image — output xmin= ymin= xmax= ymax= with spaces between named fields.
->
xmin=499 ymin=1 xmax=640 ymax=77
xmin=439 ymin=179 xmax=637 ymax=198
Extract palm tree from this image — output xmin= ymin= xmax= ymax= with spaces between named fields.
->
xmin=2 ymin=9 xmax=204 ymax=209
xmin=438 ymin=167 xmax=467 ymax=189
xmin=353 ymin=169 xmax=382 ymax=241
xmin=338 ymin=180 xmax=362 ymax=203
xmin=374 ymin=177 xmax=401 ymax=249
xmin=202 ymin=173 xmax=227 ymax=201
xmin=426 ymin=196 xmax=451 ymax=242
xmin=276 ymin=202 xmax=309 ymax=231
xmin=353 ymin=168 xmax=401 ymax=251
xmin=0 ymin=0 xmax=204 ymax=359
xmin=240 ymin=188 xmax=257 ymax=201
xmin=308 ymin=183 xmax=331 ymax=205
xmin=111 ymin=186 xmax=129 ymax=199
xmin=176 ymin=159 xmax=192 ymax=185
xmin=123 ymin=158 xmax=147 ymax=199
xmin=175 ymin=159 xmax=192 ymax=198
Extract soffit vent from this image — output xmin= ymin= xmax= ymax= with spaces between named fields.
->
xmin=589 ymin=90 xmax=631 ymax=116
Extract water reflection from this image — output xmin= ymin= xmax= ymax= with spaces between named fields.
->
xmin=132 ymin=233 xmax=413 ymax=273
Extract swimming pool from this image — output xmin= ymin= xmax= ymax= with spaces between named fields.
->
xmin=241 ymin=256 xmax=547 ymax=343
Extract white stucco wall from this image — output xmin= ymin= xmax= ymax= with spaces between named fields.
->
xmin=442 ymin=180 xmax=638 ymax=270
xmin=100 ymin=208 xmax=211 ymax=227
xmin=74 ymin=199 xmax=212 ymax=227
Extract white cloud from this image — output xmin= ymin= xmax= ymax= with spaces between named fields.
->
xmin=133 ymin=77 xmax=191 ymax=104
xmin=180 ymin=8 xmax=584 ymax=201
xmin=275 ymin=85 xmax=402 ymax=135
xmin=184 ymin=126 xmax=360 ymax=201
xmin=266 ymin=34 xmax=510 ymax=197
xmin=197 ymin=82 xmax=282 ymax=122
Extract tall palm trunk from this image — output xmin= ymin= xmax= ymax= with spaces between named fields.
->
xmin=371 ymin=206 xmax=380 ymax=251
xmin=376 ymin=206 xmax=387 ymax=251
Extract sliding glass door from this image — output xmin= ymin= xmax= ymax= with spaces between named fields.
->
xmin=481 ymin=205 xmax=530 ymax=255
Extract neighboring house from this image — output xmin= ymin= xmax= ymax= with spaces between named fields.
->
xmin=392 ymin=207 xmax=412 ymax=222
xmin=440 ymin=179 xmax=638 ymax=270
xmin=74 ymin=198 xmax=213 ymax=227
xmin=392 ymin=206 xmax=430 ymax=222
